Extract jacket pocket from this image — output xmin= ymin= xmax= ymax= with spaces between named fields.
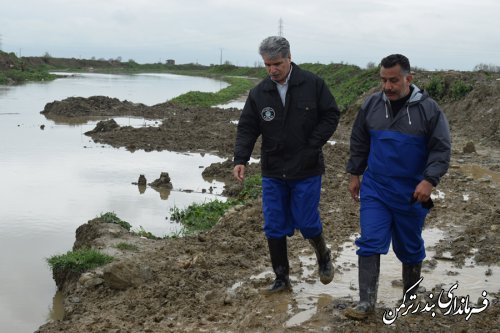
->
xmin=298 ymin=100 xmax=318 ymax=135
xmin=261 ymin=143 xmax=282 ymax=171
xmin=301 ymin=146 xmax=320 ymax=171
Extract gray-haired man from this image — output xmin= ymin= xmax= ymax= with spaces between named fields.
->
xmin=233 ymin=36 xmax=340 ymax=293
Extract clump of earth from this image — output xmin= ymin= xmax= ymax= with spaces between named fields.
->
xmin=37 ymin=71 xmax=499 ymax=333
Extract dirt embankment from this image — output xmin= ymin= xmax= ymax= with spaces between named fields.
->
xmin=36 ymin=72 xmax=499 ymax=333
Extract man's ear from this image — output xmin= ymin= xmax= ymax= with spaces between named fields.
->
xmin=406 ymin=73 xmax=413 ymax=84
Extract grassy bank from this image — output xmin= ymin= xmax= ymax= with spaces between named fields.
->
xmin=170 ymin=174 xmax=262 ymax=235
xmin=0 ymin=51 xmax=57 ymax=84
xmin=169 ymin=76 xmax=254 ymax=107
xmin=2 ymin=51 xmax=480 ymax=108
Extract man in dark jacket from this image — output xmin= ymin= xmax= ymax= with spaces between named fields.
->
xmin=233 ymin=36 xmax=340 ymax=293
xmin=345 ymin=54 xmax=451 ymax=319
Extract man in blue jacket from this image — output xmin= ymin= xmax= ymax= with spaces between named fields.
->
xmin=345 ymin=54 xmax=451 ymax=319
xmin=233 ymin=36 xmax=340 ymax=293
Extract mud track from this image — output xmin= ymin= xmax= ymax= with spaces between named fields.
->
xmin=37 ymin=75 xmax=499 ymax=332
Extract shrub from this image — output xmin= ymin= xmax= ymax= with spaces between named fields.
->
xmin=450 ymin=80 xmax=473 ymax=100
xmin=99 ymin=212 xmax=132 ymax=231
xmin=425 ymin=77 xmax=446 ymax=100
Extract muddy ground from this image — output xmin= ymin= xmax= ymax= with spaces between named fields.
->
xmin=37 ymin=74 xmax=499 ymax=333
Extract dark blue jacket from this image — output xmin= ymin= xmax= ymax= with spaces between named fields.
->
xmin=346 ymin=85 xmax=451 ymax=187
xmin=234 ymin=63 xmax=340 ymax=179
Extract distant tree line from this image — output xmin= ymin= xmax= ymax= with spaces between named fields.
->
xmin=473 ymin=63 xmax=500 ymax=73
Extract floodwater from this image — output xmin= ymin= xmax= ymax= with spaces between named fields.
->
xmin=239 ymin=229 xmax=499 ymax=328
xmin=286 ymin=228 xmax=499 ymax=327
xmin=0 ymin=72 xmax=230 ymax=333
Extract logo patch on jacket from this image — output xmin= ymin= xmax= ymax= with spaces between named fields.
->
xmin=261 ymin=107 xmax=275 ymax=121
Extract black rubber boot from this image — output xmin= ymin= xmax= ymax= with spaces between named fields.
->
xmin=402 ymin=262 xmax=422 ymax=301
xmin=264 ymin=237 xmax=291 ymax=294
xmin=345 ymin=254 xmax=380 ymax=320
xmin=308 ymin=233 xmax=334 ymax=284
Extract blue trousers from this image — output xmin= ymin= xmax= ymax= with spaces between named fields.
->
xmin=262 ymin=175 xmax=323 ymax=239
xmin=356 ymin=172 xmax=429 ymax=265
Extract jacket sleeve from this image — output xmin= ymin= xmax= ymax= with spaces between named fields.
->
xmin=233 ymin=92 xmax=261 ymax=165
xmin=346 ymin=103 xmax=371 ymax=175
xmin=424 ymin=106 xmax=451 ymax=186
xmin=307 ymin=79 xmax=340 ymax=148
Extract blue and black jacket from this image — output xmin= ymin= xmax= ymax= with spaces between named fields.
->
xmin=346 ymin=84 xmax=451 ymax=198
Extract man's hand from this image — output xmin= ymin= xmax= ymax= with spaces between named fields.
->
xmin=233 ymin=164 xmax=246 ymax=182
xmin=349 ymin=175 xmax=361 ymax=202
xmin=413 ymin=179 xmax=433 ymax=203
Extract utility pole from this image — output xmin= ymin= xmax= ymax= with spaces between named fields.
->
xmin=220 ymin=48 xmax=223 ymax=65
xmin=278 ymin=18 xmax=284 ymax=37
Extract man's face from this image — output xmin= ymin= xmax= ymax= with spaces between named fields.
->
xmin=262 ymin=54 xmax=291 ymax=84
xmin=380 ymin=64 xmax=412 ymax=101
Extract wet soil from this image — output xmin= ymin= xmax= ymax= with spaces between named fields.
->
xmin=37 ymin=75 xmax=499 ymax=333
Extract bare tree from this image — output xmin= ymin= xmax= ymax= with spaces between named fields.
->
xmin=473 ymin=63 xmax=500 ymax=72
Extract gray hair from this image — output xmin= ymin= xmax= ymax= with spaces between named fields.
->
xmin=259 ymin=36 xmax=290 ymax=59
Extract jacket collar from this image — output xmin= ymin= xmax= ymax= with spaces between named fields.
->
xmin=382 ymin=84 xmax=425 ymax=105
xmin=262 ymin=62 xmax=304 ymax=91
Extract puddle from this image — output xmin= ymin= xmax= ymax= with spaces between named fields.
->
xmin=236 ymin=227 xmax=499 ymax=327
xmin=214 ymin=100 xmax=245 ymax=109
xmin=459 ymin=164 xmax=500 ymax=183
xmin=112 ymin=117 xmax=161 ymax=128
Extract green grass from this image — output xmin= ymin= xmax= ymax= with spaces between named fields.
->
xmin=170 ymin=199 xmax=236 ymax=234
xmin=99 ymin=212 xmax=132 ymax=231
xmin=300 ymin=63 xmax=380 ymax=111
xmin=169 ymin=174 xmax=262 ymax=234
xmin=47 ymin=248 xmax=113 ymax=274
xmin=237 ymin=174 xmax=262 ymax=200
xmin=169 ymin=76 xmax=254 ymax=107
xmin=0 ymin=68 xmax=56 ymax=84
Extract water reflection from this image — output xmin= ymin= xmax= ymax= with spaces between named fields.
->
xmin=0 ymin=72 xmax=229 ymax=333
xmin=138 ymin=184 xmax=147 ymax=194
xmin=48 ymin=291 xmax=64 ymax=321
xmin=154 ymin=187 xmax=171 ymax=200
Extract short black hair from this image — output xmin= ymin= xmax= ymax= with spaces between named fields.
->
xmin=380 ymin=54 xmax=411 ymax=74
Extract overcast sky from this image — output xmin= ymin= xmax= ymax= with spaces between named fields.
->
xmin=1 ymin=0 xmax=499 ymax=71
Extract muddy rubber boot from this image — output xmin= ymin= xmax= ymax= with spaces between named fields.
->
xmin=308 ymin=233 xmax=334 ymax=284
xmin=264 ymin=237 xmax=291 ymax=294
xmin=402 ymin=262 xmax=422 ymax=301
xmin=344 ymin=254 xmax=380 ymax=320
